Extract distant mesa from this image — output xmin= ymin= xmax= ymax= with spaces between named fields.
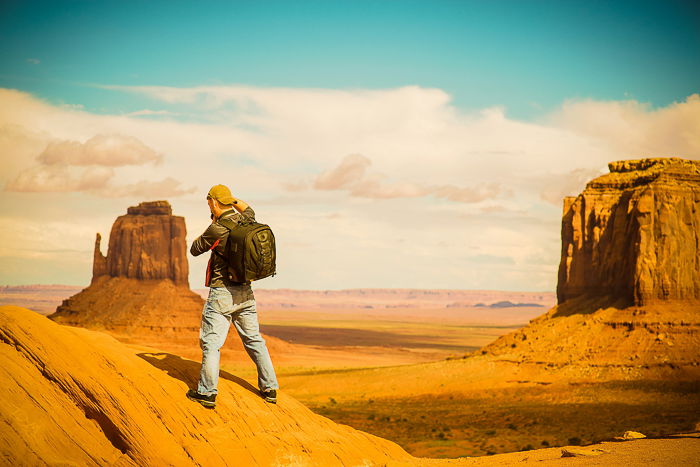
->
xmin=92 ymin=200 xmax=189 ymax=286
xmin=49 ymin=201 xmax=204 ymax=336
xmin=471 ymin=301 xmax=544 ymax=308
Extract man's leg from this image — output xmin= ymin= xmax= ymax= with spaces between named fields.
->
xmin=197 ymin=288 xmax=232 ymax=395
xmin=232 ymin=299 xmax=279 ymax=391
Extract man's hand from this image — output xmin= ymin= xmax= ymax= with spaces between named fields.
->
xmin=230 ymin=196 xmax=250 ymax=213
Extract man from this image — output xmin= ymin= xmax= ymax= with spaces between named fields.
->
xmin=186 ymin=184 xmax=279 ymax=409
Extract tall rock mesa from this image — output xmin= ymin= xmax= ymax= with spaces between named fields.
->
xmin=92 ymin=201 xmax=189 ymax=286
xmin=484 ymin=158 xmax=700 ymax=374
xmin=557 ymin=157 xmax=700 ymax=305
xmin=50 ymin=201 xmax=203 ymax=335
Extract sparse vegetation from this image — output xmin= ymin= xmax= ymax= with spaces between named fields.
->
xmin=309 ymin=380 xmax=700 ymax=458
xmin=568 ymin=437 xmax=581 ymax=446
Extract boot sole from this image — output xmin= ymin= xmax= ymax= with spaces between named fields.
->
xmin=187 ymin=393 xmax=216 ymax=408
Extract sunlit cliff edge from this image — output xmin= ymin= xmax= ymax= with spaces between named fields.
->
xmin=483 ymin=158 xmax=700 ymax=375
xmin=0 ymin=305 xmax=410 ymax=466
xmin=558 ymin=157 xmax=700 ymax=305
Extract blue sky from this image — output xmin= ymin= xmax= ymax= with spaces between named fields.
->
xmin=2 ymin=0 xmax=698 ymax=117
xmin=0 ymin=1 xmax=698 ymax=290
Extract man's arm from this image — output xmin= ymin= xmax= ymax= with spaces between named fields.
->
xmin=190 ymin=222 xmax=228 ymax=256
xmin=232 ymin=197 xmax=255 ymax=221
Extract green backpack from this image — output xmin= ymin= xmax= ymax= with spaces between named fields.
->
xmin=216 ymin=217 xmax=276 ymax=282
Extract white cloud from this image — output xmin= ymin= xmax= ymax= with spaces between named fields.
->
xmin=0 ymin=217 xmax=96 ymax=258
xmin=0 ymin=124 xmax=51 ymax=175
xmin=314 ymin=154 xmax=371 ymax=190
xmin=432 ymin=183 xmax=506 ymax=203
xmin=4 ymin=164 xmax=193 ymax=199
xmin=36 ymin=134 xmax=162 ymax=167
xmin=104 ymin=177 xmax=196 ymax=198
xmin=124 ymin=109 xmax=179 ymax=118
xmin=3 ymin=132 xmax=188 ymax=197
xmin=0 ymin=86 xmax=698 ymax=290
xmin=311 ymin=154 xmax=507 ymax=203
xmin=538 ymin=167 xmax=607 ymax=205
xmin=5 ymin=165 xmax=115 ymax=193
xmin=550 ymin=94 xmax=700 ymax=158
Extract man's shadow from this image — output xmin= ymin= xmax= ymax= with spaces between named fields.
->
xmin=137 ymin=352 xmax=260 ymax=397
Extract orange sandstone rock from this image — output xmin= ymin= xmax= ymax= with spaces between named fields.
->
xmin=94 ymin=200 xmax=189 ymax=286
xmin=50 ymin=201 xmax=204 ymax=335
xmin=1 ymin=306 xmax=411 ymax=466
xmin=557 ymin=157 xmax=700 ymax=305
xmin=483 ymin=158 xmax=700 ymax=373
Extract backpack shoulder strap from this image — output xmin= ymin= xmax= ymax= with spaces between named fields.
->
xmin=216 ymin=217 xmax=238 ymax=231
xmin=211 ymin=217 xmax=237 ymax=261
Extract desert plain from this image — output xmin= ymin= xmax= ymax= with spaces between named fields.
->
xmin=3 ymin=285 xmax=698 ymax=460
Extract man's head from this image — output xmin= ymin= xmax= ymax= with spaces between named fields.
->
xmin=207 ymin=184 xmax=235 ymax=218
xmin=207 ymin=184 xmax=235 ymax=204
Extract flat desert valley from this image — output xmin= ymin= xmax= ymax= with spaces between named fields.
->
xmin=1 ymin=285 xmax=553 ymax=368
xmin=3 ymin=285 xmax=698 ymax=459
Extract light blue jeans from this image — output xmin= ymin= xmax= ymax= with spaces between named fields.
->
xmin=197 ymin=285 xmax=278 ymax=395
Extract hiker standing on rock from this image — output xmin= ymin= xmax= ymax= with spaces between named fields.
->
xmin=186 ymin=184 xmax=278 ymax=408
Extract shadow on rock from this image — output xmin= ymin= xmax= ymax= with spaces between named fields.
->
xmin=137 ymin=352 xmax=259 ymax=396
xmin=550 ymin=294 xmax=632 ymax=318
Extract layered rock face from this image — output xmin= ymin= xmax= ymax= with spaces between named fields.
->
xmin=92 ymin=201 xmax=189 ymax=286
xmin=484 ymin=158 xmax=700 ymax=375
xmin=50 ymin=201 xmax=204 ymax=335
xmin=557 ymin=158 xmax=700 ymax=305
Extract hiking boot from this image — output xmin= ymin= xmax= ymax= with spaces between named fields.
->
xmin=186 ymin=389 xmax=216 ymax=408
xmin=260 ymin=389 xmax=277 ymax=404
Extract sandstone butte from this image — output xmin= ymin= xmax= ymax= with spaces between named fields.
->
xmin=47 ymin=200 xmax=289 ymax=359
xmin=50 ymin=201 xmax=203 ymax=336
xmin=481 ymin=158 xmax=700 ymax=375
xmin=93 ymin=200 xmax=190 ymax=285
xmin=557 ymin=157 xmax=700 ymax=305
